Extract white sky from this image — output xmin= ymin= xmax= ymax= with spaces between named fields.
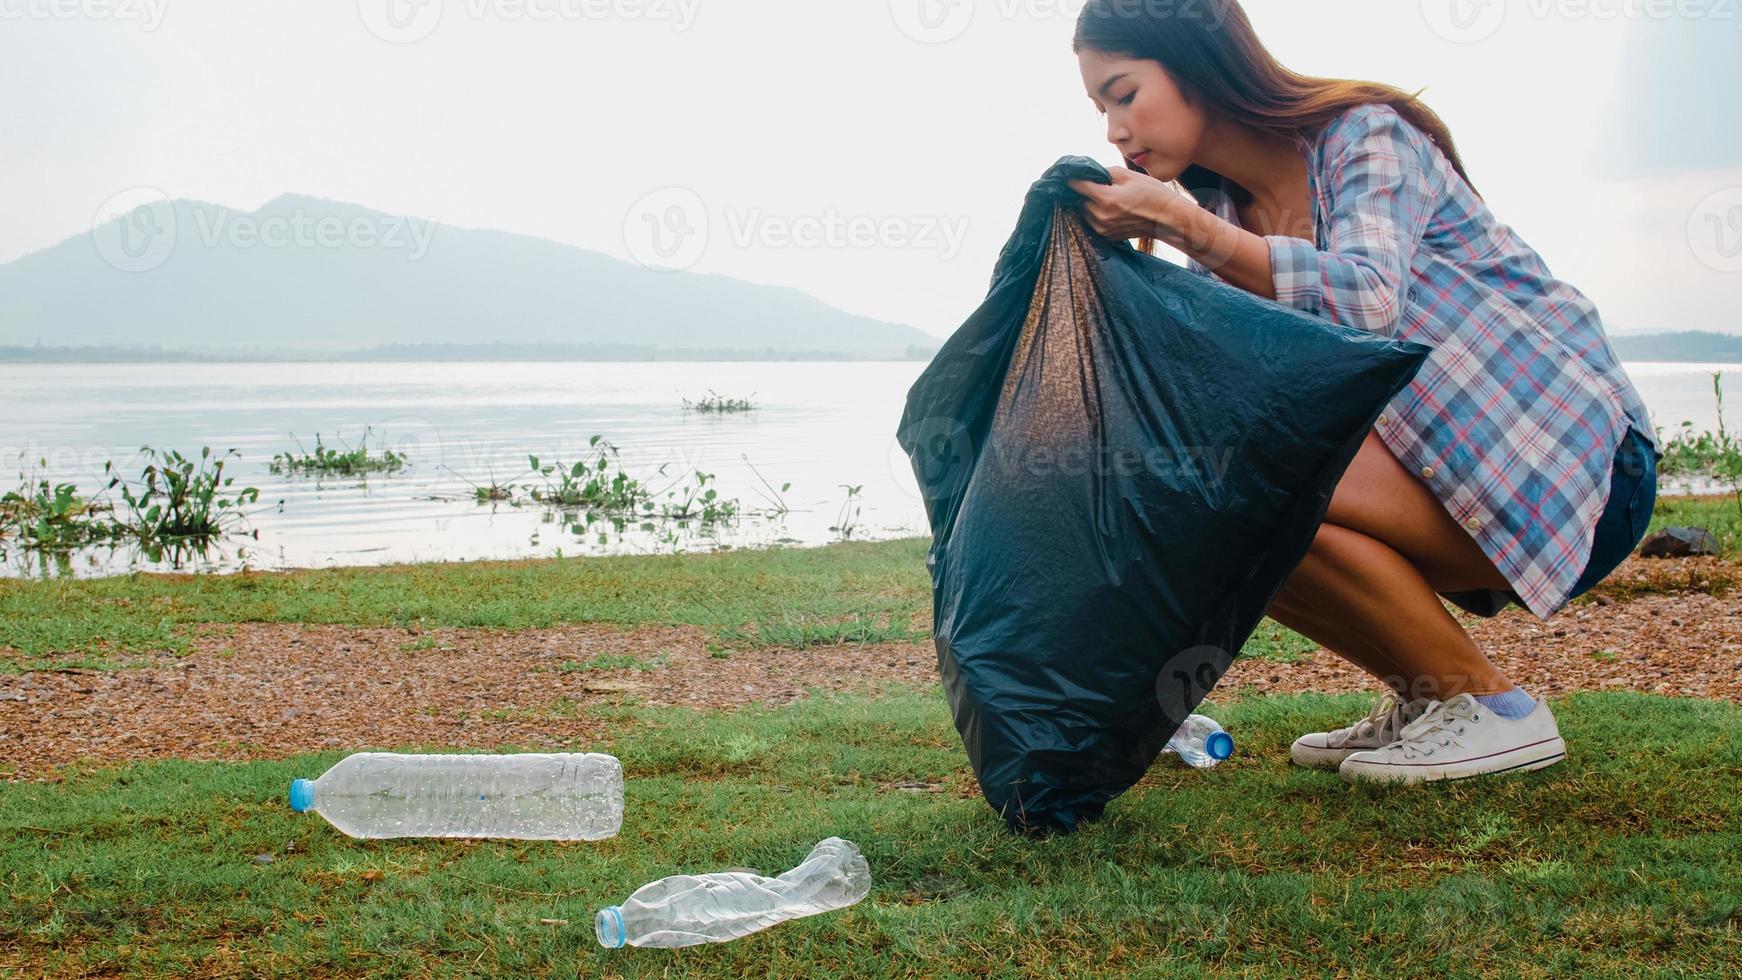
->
xmin=3 ymin=0 xmax=1738 ymax=339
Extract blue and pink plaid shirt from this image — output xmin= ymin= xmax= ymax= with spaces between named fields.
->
xmin=1186 ymin=102 xmax=1658 ymax=620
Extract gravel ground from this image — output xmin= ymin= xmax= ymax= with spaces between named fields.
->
xmin=4 ymin=555 xmax=1738 ymax=780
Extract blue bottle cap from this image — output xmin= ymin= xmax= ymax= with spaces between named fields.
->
xmin=289 ymin=778 xmax=315 ymax=813
xmin=1206 ymin=731 xmax=1234 ymax=761
xmin=596 ymin=906 xmax=627 ymax=949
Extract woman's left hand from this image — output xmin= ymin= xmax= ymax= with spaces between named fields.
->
xmin=1067 ymin=168 xmax=1182 ymax=242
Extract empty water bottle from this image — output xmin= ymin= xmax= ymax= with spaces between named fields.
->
xmin=288 ymin=751 xmax=623 ymax=840
xmin=1164 ymin=714 xmax=1234 ymax=768
xmin=595 ymin=837 xmax=871 ymax=948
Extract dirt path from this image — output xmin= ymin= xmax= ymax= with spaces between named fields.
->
xmin=4 ymin=556 xmax=1739 ymax=780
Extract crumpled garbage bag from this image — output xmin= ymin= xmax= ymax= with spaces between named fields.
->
xmin=896 ymin=156 xmax=1432 ymax=835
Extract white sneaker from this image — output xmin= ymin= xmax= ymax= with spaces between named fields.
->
xmin=1289 ymin=692 xmax=1432 ymax=770
xmin=1338 ymin=693 xmax=1567 ymax=785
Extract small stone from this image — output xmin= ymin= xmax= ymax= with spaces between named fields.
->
xmin=253 ymin=853 xmax=275 ymax=865
xmin=1639 ymin=526 xmax=1719 ymax=558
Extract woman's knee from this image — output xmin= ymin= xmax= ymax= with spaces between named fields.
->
xmin=1274 ymin=522 xmax=1357 ymax=601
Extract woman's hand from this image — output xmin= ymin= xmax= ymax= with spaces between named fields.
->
xmin=1067 ymin=168 xmax=1183 ymax=243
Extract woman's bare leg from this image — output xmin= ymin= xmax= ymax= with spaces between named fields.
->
xmin=1262 ymin=429 xmax=1519 ymax=700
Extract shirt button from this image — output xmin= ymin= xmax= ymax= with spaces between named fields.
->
xmin=1377 ymin=415 xmax=1388 ymax=426
xmin=1419 ymin=466 xmax=1435 ymax=480
xmin=1466 ymin=517 xmax=1481 ymax=530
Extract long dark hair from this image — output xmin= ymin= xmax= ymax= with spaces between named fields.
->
xmin=1073 ymin=0 xmax=1478 ymax=250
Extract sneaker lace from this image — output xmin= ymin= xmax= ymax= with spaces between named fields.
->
xmin=1392 ymin=696 xmax=1482 ymax=757
xmin=1331 ymin=692 xmax=1403 ymax=747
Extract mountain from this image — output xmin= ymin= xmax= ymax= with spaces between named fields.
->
xmin=0 ymin=193 xmax=945 ymax=359
xmin=1609 ymin=330 xmax=1742 ymax=363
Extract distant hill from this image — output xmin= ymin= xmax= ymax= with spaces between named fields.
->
xmin=0 ymin=341 xmax=942 ymax=363
xmin=1610 ymin=330 xmax=1742 ymax=363
xmin=0 ymin=193 xmax=944 ymax=359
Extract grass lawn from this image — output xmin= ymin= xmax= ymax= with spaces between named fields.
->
xmin=4 ymin=492 xmax=1741 ymax=974
xmin=3 ymin=688 xmax=1739 ymax=977
xmin=4 ymin=491 xmax=1730 ymax=670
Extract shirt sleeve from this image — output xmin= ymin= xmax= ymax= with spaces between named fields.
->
xmin=1264 ymin=105 xmax=1439 ymax=336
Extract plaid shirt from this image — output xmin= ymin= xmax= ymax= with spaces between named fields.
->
xmin=1186 ymin=103 xmax=1658 ymax=620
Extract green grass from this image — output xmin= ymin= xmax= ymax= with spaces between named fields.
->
xmin=0 ymin=487 xmax=1726 ymax=670
xmin=556 ymin=653 xmax=669 ymax=673
xmin=0 ymin=534 xmax=1323 ymax=667
xmin=3 ymin=688 xmax=1738 ymax=977
xmin=1649 ymin=492 xmax=1742 ymax=555
xmin=0 ymin=536 xmax=936 ymax=660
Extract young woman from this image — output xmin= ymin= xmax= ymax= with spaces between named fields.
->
xmin=1067 ymin=0 xmax=1661 ymax=784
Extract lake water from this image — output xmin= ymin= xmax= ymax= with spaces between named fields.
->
xmin=0 ymin=359 xmax=1730 ymax=579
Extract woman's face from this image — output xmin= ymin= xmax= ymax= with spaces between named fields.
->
xmin=1077 ymin=48 xmax=1207 ymax=181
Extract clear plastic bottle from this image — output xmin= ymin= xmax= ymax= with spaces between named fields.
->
xmin=595 ymin=837 xmax=871 ymax=948
xmin=288 ymin=751 xmax=623 ymax=841
xmin=1163 ymin=714 xmax=1234 ymax=768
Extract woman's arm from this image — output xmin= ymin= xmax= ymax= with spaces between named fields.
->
xmin=1071 ymin=105 xmax=1441 ymax=337
xmin=1068 ymin=169 xmax=1274 ymax=295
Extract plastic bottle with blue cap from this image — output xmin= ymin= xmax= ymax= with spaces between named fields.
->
xmin=288 ymin=751 xmax=622 ymax=840
xmin=595 ymin=837 xmax=871 ymax=948
xmin=1164 ymin=714 xmax=1234 ymax=768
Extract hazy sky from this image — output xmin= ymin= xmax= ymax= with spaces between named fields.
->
xmin=3 ymin=0 xmax=1738 ymax=339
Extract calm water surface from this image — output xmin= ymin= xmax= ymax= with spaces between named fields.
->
xmin=0 ymin=359 xmax=1727 ymax=579
xmin=0 ymin=361 xmax=931 ymax=578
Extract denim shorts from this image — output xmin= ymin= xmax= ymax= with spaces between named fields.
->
xmin=1439 ymin=425 xmax=1659 ymax=618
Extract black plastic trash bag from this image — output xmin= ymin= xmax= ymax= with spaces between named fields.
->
xmin=895 ymin=157 xmax=1432 ymax=836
